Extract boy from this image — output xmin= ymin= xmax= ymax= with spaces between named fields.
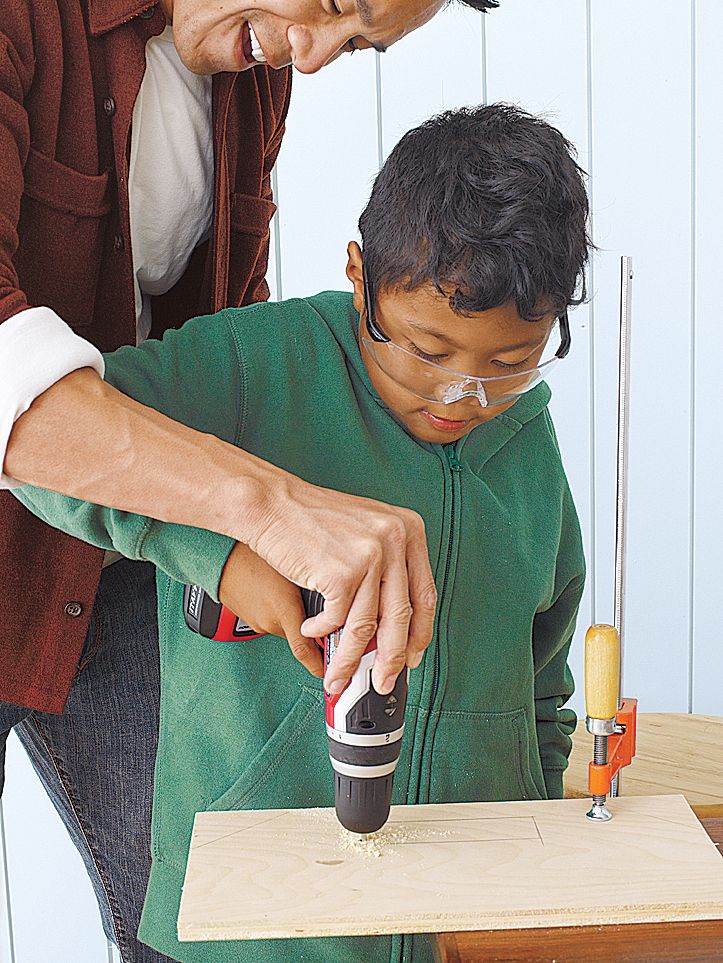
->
xmin=12 ymin=103 xmax=589 ymax=963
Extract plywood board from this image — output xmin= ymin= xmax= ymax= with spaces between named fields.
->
xmin=178 ymin=795 xmax=723 ymax=942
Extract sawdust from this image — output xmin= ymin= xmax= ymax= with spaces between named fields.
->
xmin=337 ymin=823 xmax=454 ymax=858
xmin=338 ymin=831 xmax=383 ymax=858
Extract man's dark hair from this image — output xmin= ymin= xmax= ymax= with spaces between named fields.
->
xmin=359 ymin=103 xmax=590 ymax=320
xmin=458 ymin=1 xmax=500 ymax=9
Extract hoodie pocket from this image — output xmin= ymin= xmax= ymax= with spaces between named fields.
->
xmin=428 ymin=707 xmax=545 ymax=804
xmin=207 ymin=685 xmax=331 ymax=813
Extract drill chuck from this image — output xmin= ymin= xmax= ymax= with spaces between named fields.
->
xmin=334 ymin=772 xmax=396 ymax=836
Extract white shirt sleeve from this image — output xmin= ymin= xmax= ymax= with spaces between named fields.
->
xmin=0 ymin=306 xmax=105 ymax=489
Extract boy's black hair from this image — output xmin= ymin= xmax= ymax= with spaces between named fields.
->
xmin=358 ymin=103 xmax=591 ymax=321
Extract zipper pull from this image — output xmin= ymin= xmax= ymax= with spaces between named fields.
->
xmin=445 ymin=446 xmax=463 ymax=472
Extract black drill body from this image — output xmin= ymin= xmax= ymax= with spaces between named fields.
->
xmin=183 ymin=583 xmax=408 ymax=834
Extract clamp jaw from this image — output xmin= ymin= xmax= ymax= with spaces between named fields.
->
xmin=586 ymin=696 xmax=638 ymax=820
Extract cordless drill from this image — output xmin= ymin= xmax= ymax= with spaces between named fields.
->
xmin=183 ymin=584 xmax=408 ymax=835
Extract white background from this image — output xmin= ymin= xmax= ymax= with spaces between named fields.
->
xmin=1 ymin=0 xmax=721 ymax=958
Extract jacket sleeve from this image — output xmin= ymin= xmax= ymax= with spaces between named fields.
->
xmin=0 ymin=0 xmax=33 ymax=322
xmin=264 ymin=67 xmax=291 ymax=174
xmin=11 ymin=311 xmax=242 ymax=599
xmin=244 ymin=67 xmax=292 ymax=306
xmin=0 ymin=8 xmax=106 ymax=485
xmin=532 ymin=484 xmax=586 ymax=799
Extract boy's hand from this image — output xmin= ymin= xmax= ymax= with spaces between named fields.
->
xmin=219 ymin=542 xmax=323 ymax=678
xmin=244 ymin=470 xmax=437 ymax=696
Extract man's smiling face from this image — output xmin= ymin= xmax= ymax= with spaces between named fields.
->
xmin=160 ymin=0 xmax=445 ymax=75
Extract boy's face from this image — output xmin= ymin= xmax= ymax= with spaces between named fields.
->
xmin=346 ymin=243 xmax=558 ymax=445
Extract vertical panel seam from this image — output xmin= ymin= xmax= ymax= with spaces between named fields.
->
xmin=0 ymin=801 xmax=16 ymax=963
xmin=687 ymin=0 xmax=697 ymax=715
xmin=375 ymin=51 xmax=384 ymax=169
xmin=480 ymin=10 xmax=488 ymax=103
xmin=585 ymin=0 xmax=597 ymax=621
xmin=271 ymin=167 xmax=283 ymax=302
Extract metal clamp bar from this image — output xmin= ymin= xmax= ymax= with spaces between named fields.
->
xmin=611 ymin=256 xmax=633 ymax=798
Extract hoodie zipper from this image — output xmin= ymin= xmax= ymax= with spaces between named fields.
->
xmin=432 ymin=445 xmax=462 ymax=707
xmin=415 ymin=441 xmax=462 ymax=803
xmin=397 ymin=443 xmax=462 ymax=963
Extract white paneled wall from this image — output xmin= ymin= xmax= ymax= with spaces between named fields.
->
xmin=691 ymin=2 xmax=723 ymax=714
xmin=590 ymin=2 xmax=695 ymax=710
xmin=2 ymin=0 xmax=721 ymax=957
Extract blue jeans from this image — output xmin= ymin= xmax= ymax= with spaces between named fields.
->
xmin=0 ymin=558 xmax=173 ymax=963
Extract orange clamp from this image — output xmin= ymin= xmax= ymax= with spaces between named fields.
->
xmin=588 ymin=697 xmax=638 ymax=797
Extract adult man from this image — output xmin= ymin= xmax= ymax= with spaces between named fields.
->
xmin=0 ymin=0 xmax=496 ymax=958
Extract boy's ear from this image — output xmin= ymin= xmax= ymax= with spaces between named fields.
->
xmin=346 ymin=242 xmax=366 ymax=317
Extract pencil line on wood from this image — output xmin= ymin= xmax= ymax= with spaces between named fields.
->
xmin=197 ymin=810 xmax=288 ymax=851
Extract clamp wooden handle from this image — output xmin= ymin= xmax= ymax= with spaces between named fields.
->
xmin=585 ymin=623 xmax=620 ymax=720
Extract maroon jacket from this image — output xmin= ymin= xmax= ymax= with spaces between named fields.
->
xmin=0 ymin=0 xmax=291 ymax=712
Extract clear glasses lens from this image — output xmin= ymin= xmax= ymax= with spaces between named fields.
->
xmin=362 ymin=336 xmax=561 ymax=408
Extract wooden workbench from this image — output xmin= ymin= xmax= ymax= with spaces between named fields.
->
xmin=434 ymin=714 xmax=723 ymax=962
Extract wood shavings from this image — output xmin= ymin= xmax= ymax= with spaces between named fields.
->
xmin=336 ymin=822 xmax=454 ymax=858
xmin=338 ymin=829 xmax=383 ymax=858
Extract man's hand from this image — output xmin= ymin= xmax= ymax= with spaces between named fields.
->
xmin=219 ymin=542 xmax=323 ymax=677
xmin=245 ymin=471 xmax=437 ymax=697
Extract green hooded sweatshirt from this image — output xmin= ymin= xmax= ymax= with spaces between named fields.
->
xmin=13 ymin=292 xmax=584 ymax=963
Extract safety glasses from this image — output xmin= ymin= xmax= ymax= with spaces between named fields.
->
xmin=361 ymin=274 xmax=570 ymax=409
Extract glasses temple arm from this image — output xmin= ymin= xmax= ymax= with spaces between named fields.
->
xmin=362 ymin=264 xmax=388 ymax=343
xmin=556 ymin=309 xmax=572 ymax=359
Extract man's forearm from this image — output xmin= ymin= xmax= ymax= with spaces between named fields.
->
xmin=6 ymin=367 xmax=438 ymax=695
xmin=5 ymin=367 xmax=275 ymax=544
